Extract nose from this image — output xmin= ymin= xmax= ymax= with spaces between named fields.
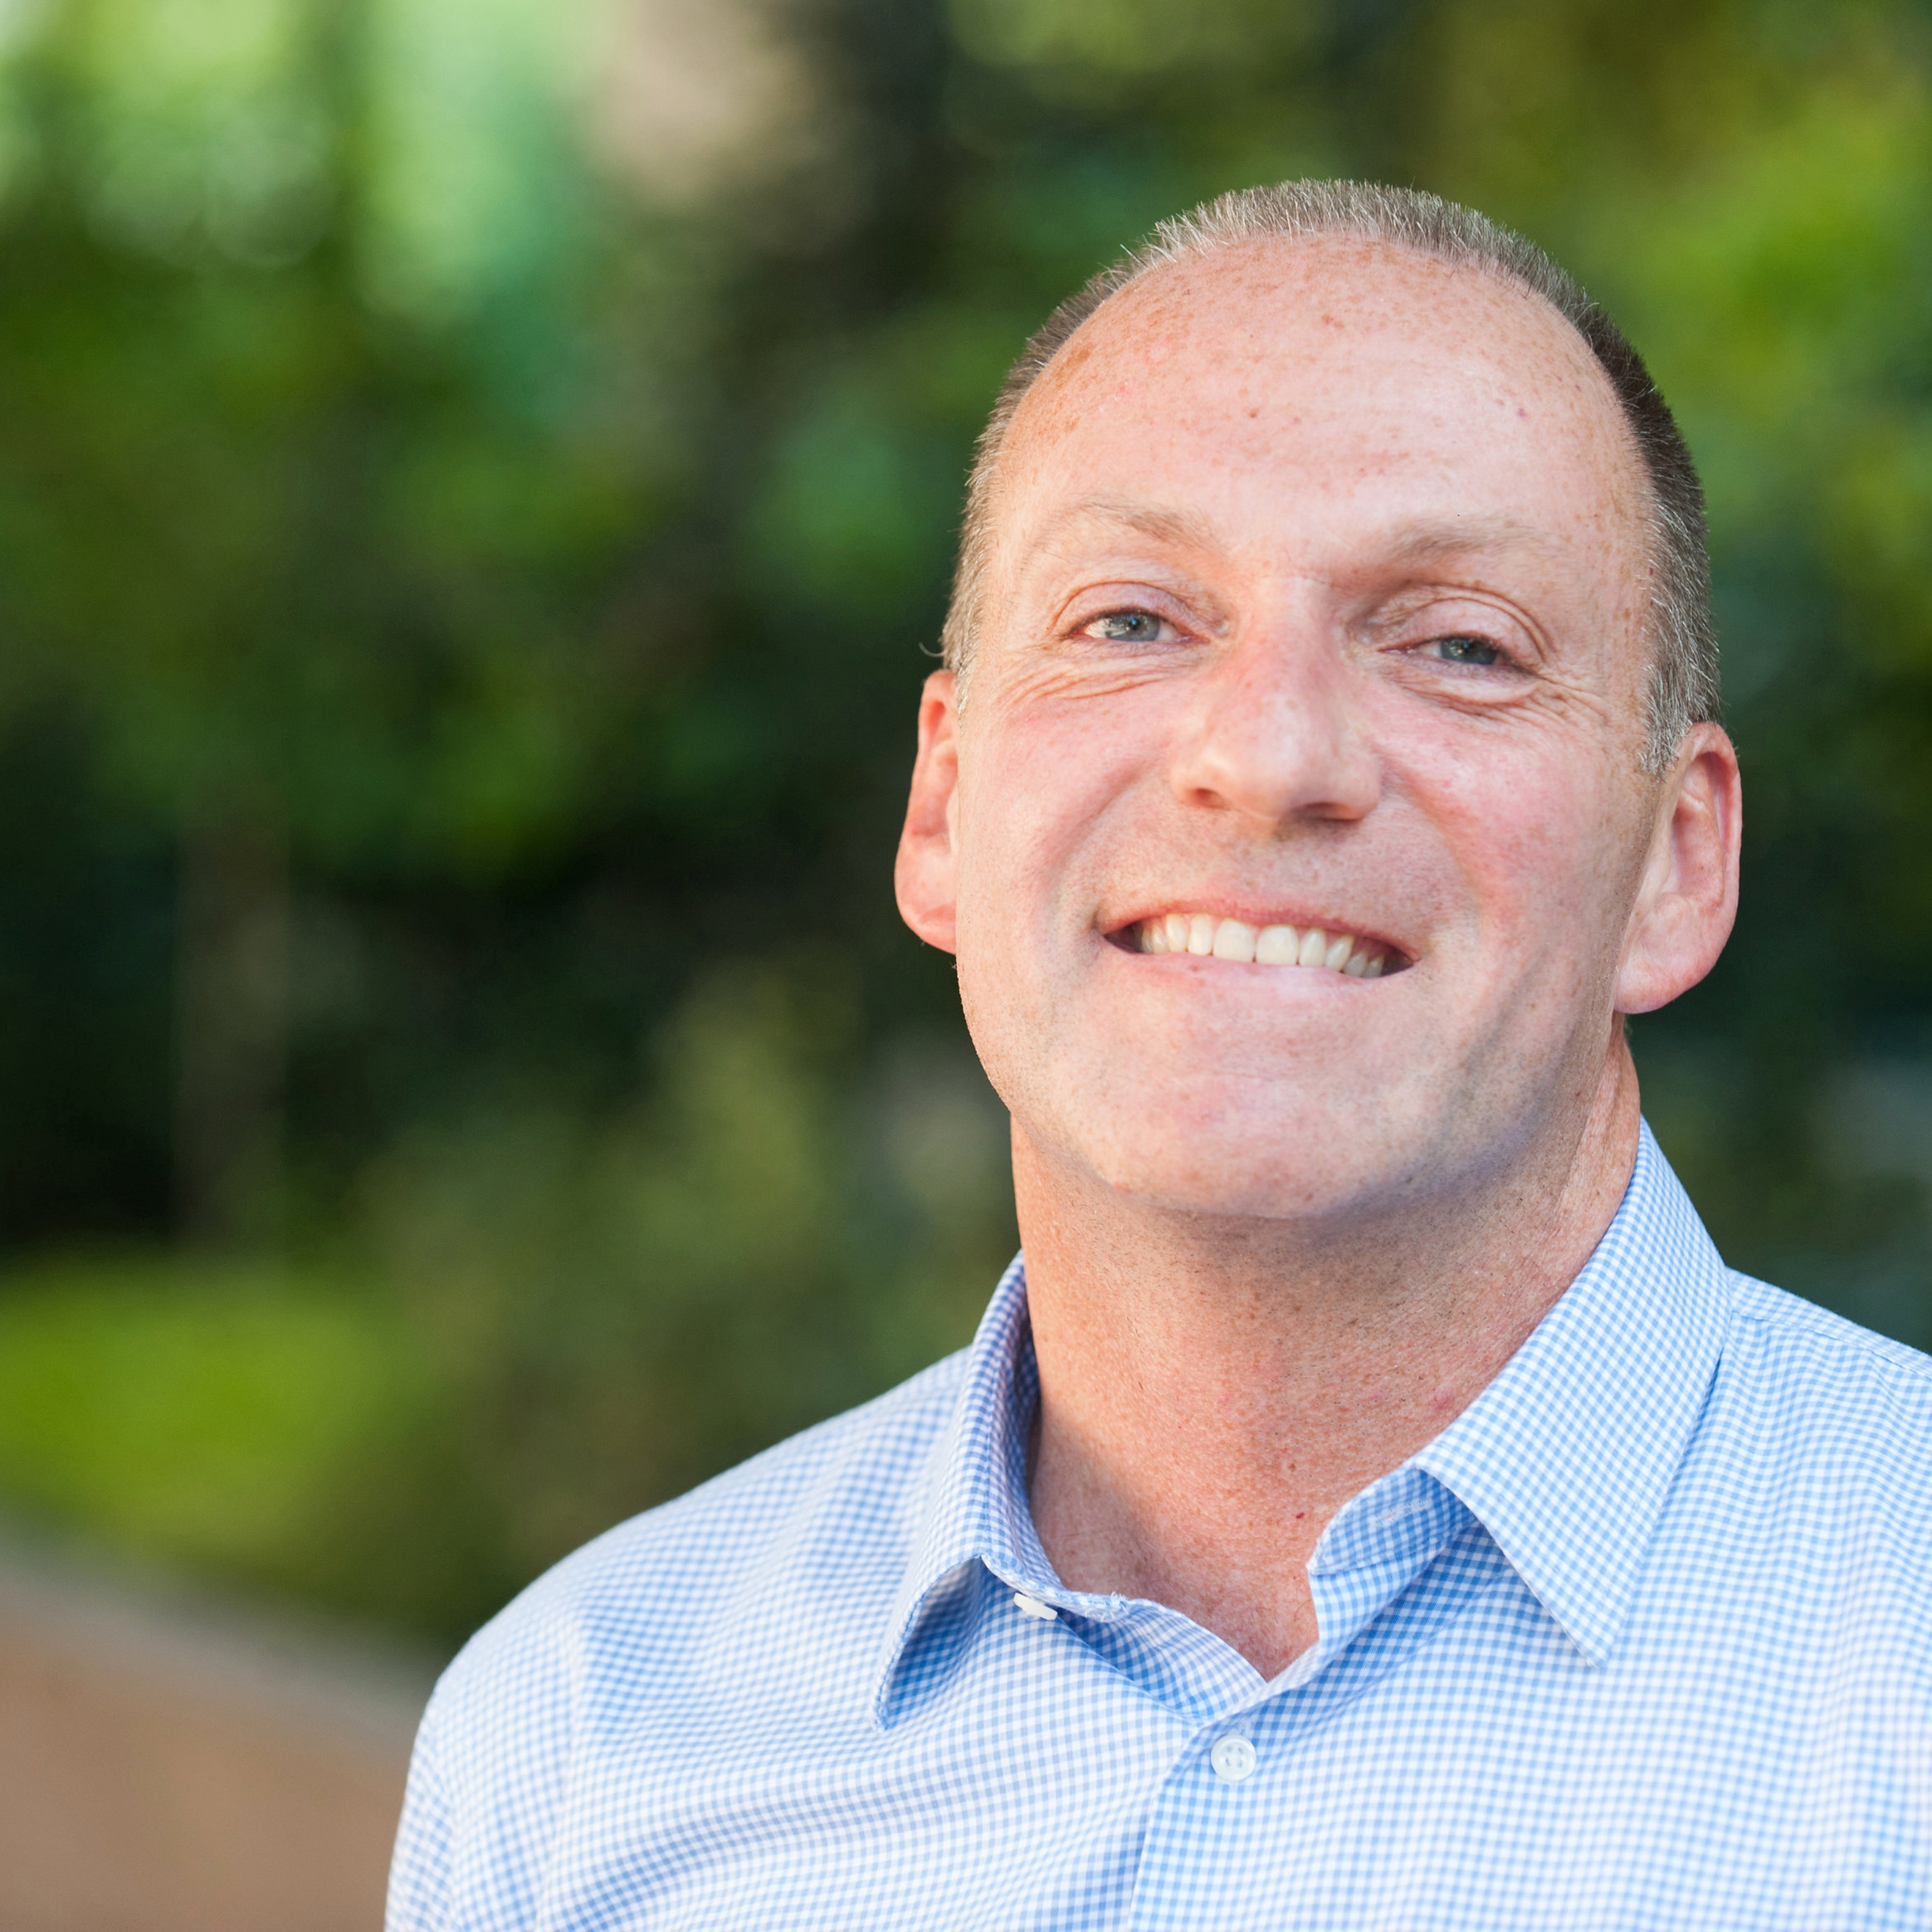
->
xmin=1167 ymin=613 xmax=1381 ymax=829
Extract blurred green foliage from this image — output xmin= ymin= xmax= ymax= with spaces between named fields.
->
xmin=0 ymin=0 xmax=1930 ymax=1642
xmin=0 ymin=1253 xmax=417 ymax=1583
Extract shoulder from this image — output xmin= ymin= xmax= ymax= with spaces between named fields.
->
xmin=1715 ymin=1271 xmax=1932 ymax=1499
xmin=1725 ymin=1270 xmax=1932 ymax=1399
xmin=388 ymin=1349 xmax=968 ymax=1927
xmin=449 ymin=1343 xmax=965 ymax=1718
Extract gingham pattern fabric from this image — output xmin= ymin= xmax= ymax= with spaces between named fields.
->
xmin=389 ymin=1122 xmax=1932 ymax=1930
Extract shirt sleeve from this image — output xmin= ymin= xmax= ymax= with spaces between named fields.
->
xmin=387 ymin=1700 xmax=457 ymax=1932
xmin=382 ymin=1593 xmax=585 ymax=1932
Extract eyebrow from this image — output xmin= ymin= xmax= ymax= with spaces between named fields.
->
xmin=1373 ymin=515 xmax=1559 ymax=564
xmin=1026 ymin=497 xmax=1558 ymax=568
xmin=1026 ymin=496 xmax=1221 ymax=557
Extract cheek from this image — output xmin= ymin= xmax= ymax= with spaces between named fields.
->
xmin=1403 ymin=730 xmax=1634 ymax=950
xmin=954 ymin=694 xmax=1162 ymax=933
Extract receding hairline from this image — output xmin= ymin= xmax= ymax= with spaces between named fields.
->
xmin=939 ymin=179 xmax=1719 ymax=772
xmin=993 ymin=228 xmax=1648 ymax=525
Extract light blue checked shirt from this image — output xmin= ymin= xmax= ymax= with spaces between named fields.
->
xmin=389 ymin=1123 xmax=1932 ymax=1930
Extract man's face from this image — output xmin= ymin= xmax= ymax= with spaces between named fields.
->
xmin=902 ymin=237 xmax=1694 ymax=1222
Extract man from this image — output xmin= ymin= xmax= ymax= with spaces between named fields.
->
xmin=388 ymin=183 xmax=1932 ymax=1930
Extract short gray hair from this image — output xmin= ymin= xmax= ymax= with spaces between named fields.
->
xmin=939 ymin=180 xmax=1719 ymax=772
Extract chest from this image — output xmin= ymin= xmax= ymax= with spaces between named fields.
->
xmin=529 ymin=1564 xmax=1929 ymax=1932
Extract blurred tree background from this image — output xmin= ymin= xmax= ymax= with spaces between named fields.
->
xmin=0 ymin=0 xmax=1929 ymax=1647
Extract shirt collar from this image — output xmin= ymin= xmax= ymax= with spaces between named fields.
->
xmin=871 ymin=1256 xmax=1044 ymax=1726
xmin=873 ymin=1119 xmax=1731 ymax=1721
xmin=1406 ymin=1119 xmax=1730 ymax=1662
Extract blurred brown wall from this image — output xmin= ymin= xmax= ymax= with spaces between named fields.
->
xmin=0 ymin=1539 xmax=437 ymax=1932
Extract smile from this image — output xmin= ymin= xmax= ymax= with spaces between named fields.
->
xmin=1131 ymin=913 xmax=1392 ymax=976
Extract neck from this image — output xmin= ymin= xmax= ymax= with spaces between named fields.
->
xmin=1018 ymin=1045 xmax=1642 ymax=1678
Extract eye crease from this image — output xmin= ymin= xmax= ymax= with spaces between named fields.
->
xmin=1079 ymin=617 xmax=1514 ymax=668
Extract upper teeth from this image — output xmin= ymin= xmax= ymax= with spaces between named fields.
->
xmin=1136 ymin=914 xmax=1387 ymax=977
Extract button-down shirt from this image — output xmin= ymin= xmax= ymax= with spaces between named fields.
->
xmin=388 ymin=1124 xmax=1932 ymax=1930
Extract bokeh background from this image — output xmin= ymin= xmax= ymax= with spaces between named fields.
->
xmin=0 ymin=0 xmax=1929 ymax=1658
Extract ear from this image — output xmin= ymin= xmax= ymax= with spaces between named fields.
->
xmin=895 ymin=671 xmax=962 ymax=954
xmin=1615 ymin=723 xmax=1742 ymax=1014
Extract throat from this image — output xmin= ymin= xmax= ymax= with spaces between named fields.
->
xmin=1008 ymin=1054 xmax=1642 ymax=1678
xmin=1025 ymin=1293 xmax=1462 ymax=1676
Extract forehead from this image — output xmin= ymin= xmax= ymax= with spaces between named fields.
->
xmin=994 ymin=236 xmax=1647 ymax=588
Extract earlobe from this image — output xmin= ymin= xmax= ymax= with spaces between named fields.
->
xmin=1614 ymin=724 xmax=1743 ymax=1014
xmin=895 ymin=671 xmax=963 ymax=954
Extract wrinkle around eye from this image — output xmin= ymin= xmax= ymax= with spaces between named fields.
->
xmin=1369 ymin=627 xmax=1540 ymax=706
xmin=1048 ymin=573 xmax=1227 ymax=645
xmin=1364 ymin=583 xmax=1554 ymax=669
xmin=989 ymin=642 xmax=1189 ymax=713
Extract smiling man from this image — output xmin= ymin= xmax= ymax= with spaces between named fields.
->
xmin=389 ymin=184 xmax=1932 ymax=1931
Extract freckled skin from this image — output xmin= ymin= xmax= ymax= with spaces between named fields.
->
xmin=895 ymin=237 xmax=1740 ymax=1675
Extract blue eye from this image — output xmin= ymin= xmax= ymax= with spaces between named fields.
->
xmin=1087 ymin=611 xmax=1166 ymax=643
xmin=1431 ymin=635 xmax=1505 ymax=666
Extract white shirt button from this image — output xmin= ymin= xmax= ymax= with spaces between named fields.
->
xmin=1210 ymin=1734 xmax=1257 ymax=1783
xmin=1012 ymin=1592 xmax=1058 ymax=1621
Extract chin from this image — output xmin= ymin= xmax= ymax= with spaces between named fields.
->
xmin=1076 ymin=1110 xmax=1420 ymax=1222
